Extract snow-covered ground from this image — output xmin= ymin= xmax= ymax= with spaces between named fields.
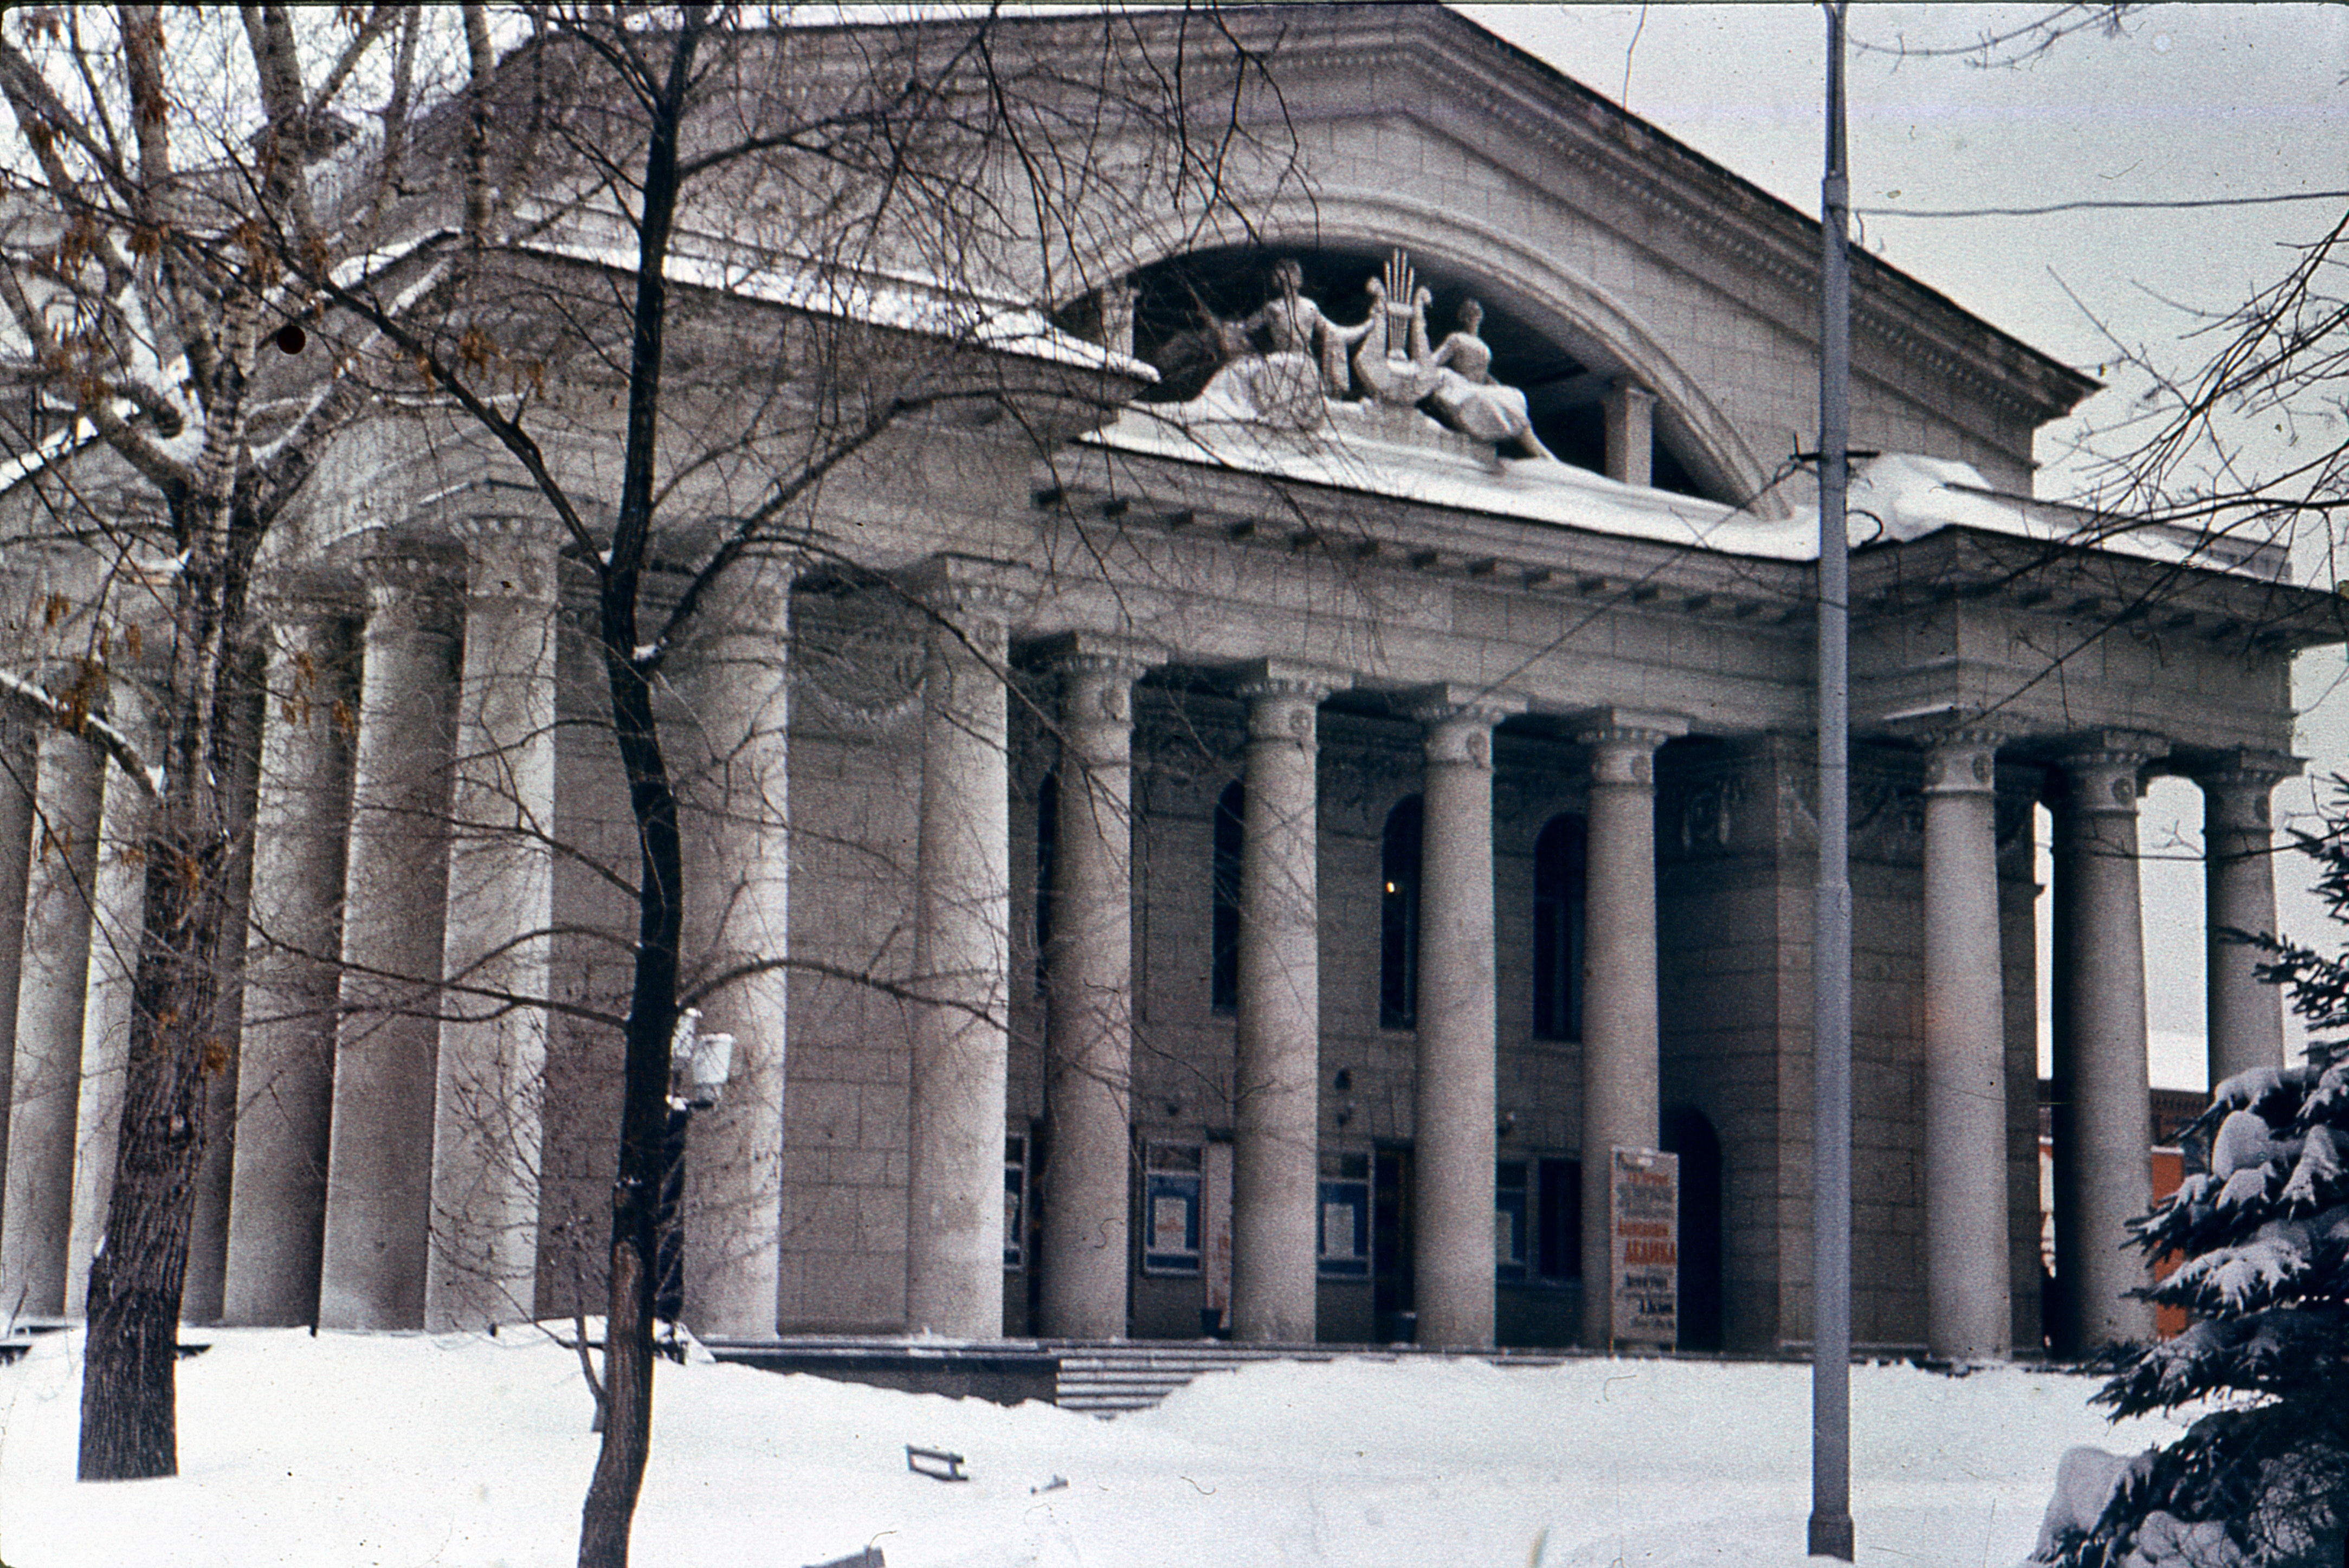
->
xmin=0 ymin=1328 xmax=2195 ymax=1567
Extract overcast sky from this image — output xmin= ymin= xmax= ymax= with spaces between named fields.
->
xmin=1461 ymin=4 xmax=2349 ymax=1086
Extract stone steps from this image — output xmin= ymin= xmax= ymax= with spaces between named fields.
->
xmin=1053 ymin=1344 xmax=1327 ymax=1414
xmin=708 ymin=1335 xmax=1584 ymax=1416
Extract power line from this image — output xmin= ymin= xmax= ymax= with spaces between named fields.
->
xmin=1861 ymin=190 xmax=2349 ymax=220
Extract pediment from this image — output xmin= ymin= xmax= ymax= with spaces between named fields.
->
xmin=1047 ymin=5 xmax=2094 ymax=512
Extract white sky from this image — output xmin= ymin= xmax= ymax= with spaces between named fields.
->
xmin=1467 ymin=3 xmax=2349 ymax=1088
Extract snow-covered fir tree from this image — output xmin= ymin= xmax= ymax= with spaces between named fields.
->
xmin=2038 ymin=799 xmax=2349 ymax=1567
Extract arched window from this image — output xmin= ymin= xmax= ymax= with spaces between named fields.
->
xmin=1211 ymin=781 xmax=1243 ymax=1013
xmin=1380 ymin=795 xmax=1423 ymax=1030
xmin=1532 ymin=814 xmax=1587 ymax=1041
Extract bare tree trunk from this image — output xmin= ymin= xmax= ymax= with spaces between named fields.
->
xmin=578 ymin=18 xmax=702 ymax=1567
xmin=79 ymin=549 xmax=245 ymax=1481
xmin=577 ymin=656 xmax=681 ymax=1568
xmin=77 ymin=860 xmax=215 ymax=1480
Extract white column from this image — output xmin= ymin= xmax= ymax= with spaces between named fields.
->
xmin=904 ymin=563 xmax=1015 ymax=1338
xmin=675 ymin=549 xmax=795 ymax=1337
xmin=0 ymin=712 xmax=35 ymax=1182
xmin=1 ymin=724 xmax=105 ymax=1315
xmin=425 ymin=519 xmax=562 ymax=1330
xmin=1577 ymin=713 xmax=1679 ymax=1347
xmin=225 ymin=589 xmax=359 ymax=1325
xmin=2200 ymin=752 xmax=2295 ymax=1087
xmin=1038 ymin=637 xmax=1151 ymax=1340
xmin=1410 ymin=688 xmax=1520 ymax=1350
xmin=318 ymin=552 xmax=461 ymax=1332
xmin=1919 ymin=728 xmax=2010 ymax=1361
xmin=64 ymin=722 xmax=154 ymax=1317
xmin=1231 ymin=661 xmax=1338 ymax=1345
xmin=1603 ymin=382 xmax=1657 ymax=488
xmin=2049 ymin=734 xmax=2163 ymax=1353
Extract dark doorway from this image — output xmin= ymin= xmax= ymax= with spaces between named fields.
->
xmin=1372 ymin=1145 xmax=1414 ymax=1342
xmin=1662 ymin=1107 xmax=1725 ymax=1351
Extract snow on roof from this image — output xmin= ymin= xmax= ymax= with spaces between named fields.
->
xmin=508 ymin=232 xmax=1158 ymax=383
xmin=1093 ymin=413 xmax=2290 ymax=583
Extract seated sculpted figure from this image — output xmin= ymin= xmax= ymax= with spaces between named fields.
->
xmin=1248 ymin=257 xmax=1376 ymax=398
xmin=1171 ymin=259 xmax=1374 ymax=429
xmin=1425 ymin=298 xmax=1558 ymax=461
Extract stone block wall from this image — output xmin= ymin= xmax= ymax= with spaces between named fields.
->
xmin=775 ymin=596 xmax=924 ymax=1332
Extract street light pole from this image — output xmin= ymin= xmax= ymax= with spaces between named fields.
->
xmin=1809 ymin=2 xmax=1856 ymax=1561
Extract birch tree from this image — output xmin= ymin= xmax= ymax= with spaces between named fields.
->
xmin=0 ymin=3 xmax=457 ymax=1481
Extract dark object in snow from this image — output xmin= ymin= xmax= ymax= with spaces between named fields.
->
xmin=802 ymin=1549 xmax=885 ymax=1568
xmin=1032 ymin=1474 xmax=1068 ymax=1494
xmin=906 ymin=1444 xmax=968 ymax=1482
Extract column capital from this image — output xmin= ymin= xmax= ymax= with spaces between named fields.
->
xmin=1406 ymin=682 xmax=1526 ymax=728
xmin=452 ymin=514 xmax=565 ymax=607
xmin=355 ymin=550 xmax=462 ymax=639
xmin=2058 ymin=731 xmax=2167 ymax=815
xmin=1573 ymin=706 xmax=1687 ymax=747
xmin=1235 ymin=657 xmax=1347 ymax=706
xmin=1038 ymin=630 xmax=1160 ymax=687
xmin=1410 ymin=685 xmax=1524 ymax=769
xmin=2193 ymin=748 xmax=2302 ymax=830
xmin=1919 ymin=730 xmax=2004 ymax=797
xmin=1605 ymin=380 xmax=1659 ymax=414
xmin=898 ymin=553 xmax=1034 ymax=626
xmin=1576 ymin=708 xmax=1685 ymax=786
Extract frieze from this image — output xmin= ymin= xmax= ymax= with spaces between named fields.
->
xmin=1767 ymin=747 xmax=1932 ymax=862
xmin=1674 ymin=769 xmax=1749 ymax=860
xmin=790 ymin=598 xmax=922 ymax=734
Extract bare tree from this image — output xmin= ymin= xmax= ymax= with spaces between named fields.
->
xmin=277 ymin=9 xmax=1294 ymax=1565
xmin=2070 ymin=205 xmax=2348 ymax=572
xmin=0 ymin=3 xmax=462 ymax=1481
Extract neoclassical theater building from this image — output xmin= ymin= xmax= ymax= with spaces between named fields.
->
xmin=4 ymin=7 xmax=2339 ymax=1362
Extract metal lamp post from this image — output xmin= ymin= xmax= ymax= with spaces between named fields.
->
xmin=1809 ymin=3 xmax=1856 ymax=1561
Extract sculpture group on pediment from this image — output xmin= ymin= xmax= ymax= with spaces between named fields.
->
xmin=1161 ymin=250 xmax=1557 ymax=461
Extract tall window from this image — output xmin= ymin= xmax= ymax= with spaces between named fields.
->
xmin=1532 ymin=814 xmax=1587 ymax=1041
xmin=1210 ymin=781 xmax=1243 ymax=1012
xmin=1380 ymin=795 xmax=1423 ymax=1029
xmin=1035 ymin=771 xmax=1058 ymax=997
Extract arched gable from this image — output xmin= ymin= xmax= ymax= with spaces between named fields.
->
xmin=1062 ymin=193 xmax=1785 ymax=518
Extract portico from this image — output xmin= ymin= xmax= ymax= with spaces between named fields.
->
xmin=5 ymin=5 xmax=2337 ymax=1365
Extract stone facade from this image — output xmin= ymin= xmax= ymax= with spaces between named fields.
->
xmin=4 ymin=6 xmax=2340 ymax=1360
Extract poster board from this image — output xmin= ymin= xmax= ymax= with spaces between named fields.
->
xmin=1609 ymin=1146 xmax=1679 ymax=1350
